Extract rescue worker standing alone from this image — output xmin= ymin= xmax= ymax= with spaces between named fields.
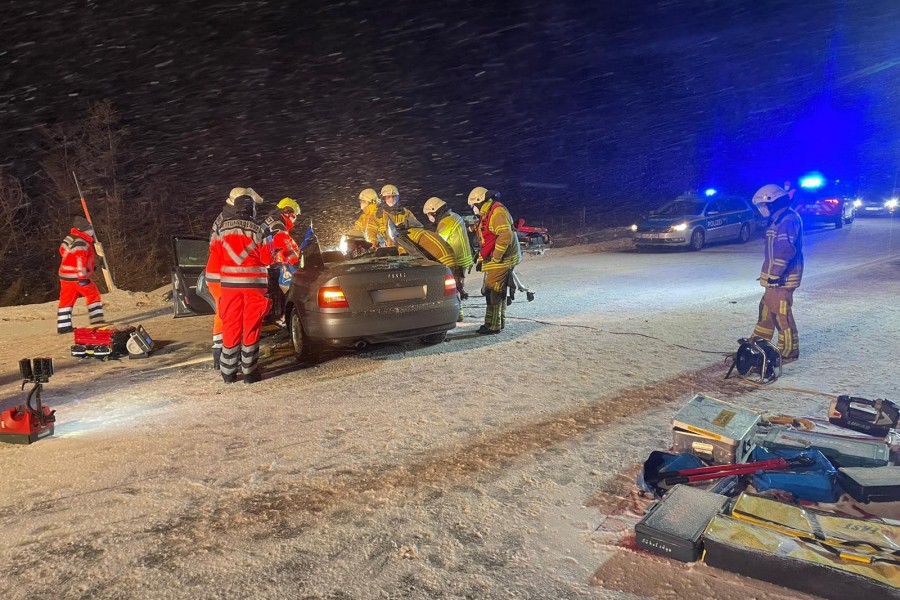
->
xmin=57 ymin=216 xmax=105 ymax=333
xmin=212 ymin=191 xmax=273 ymax=383
xmin=423 ymin=196 xmax=474 ymax=322
xmin=749 ymin=184 xmax=804 ymax=362
xmin=467 ymin=187 xmax=521 ymax=335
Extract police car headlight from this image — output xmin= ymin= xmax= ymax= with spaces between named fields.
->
xmin=630 ymin=224 xmax=638 ymax=232
xmin=853 ymin=199 xmax=862 ymax=208
xmin=886 ymin=198 xmax=899 ymax=209
xmin=671 ymin=222 xmax=688 ymax=232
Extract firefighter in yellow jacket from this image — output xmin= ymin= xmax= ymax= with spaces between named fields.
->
xmin=749 ymin=184 xmax=803 ymax=361
xmin=423 ymin=196 xmax=474 ymax=321
xmin=467 ymin=187 xmax=521 ymax=335
xmin=354 ymin=188 xmax=382 ymax=246
xmin=376 ymin=184 xmax=423 ymax=246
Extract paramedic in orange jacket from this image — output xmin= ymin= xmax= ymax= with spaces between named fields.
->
xmin=467 ymin=187 xmax=521 ymax=335
xmin=57 ymin=216 xmax=105 ymax=333
xmin=212 ymin=191 xmax=273 ymax=384
xmin=206 ymin=187 xmax=261 ymax=368
xmin=749 ymin=184 xmax=804 ymax=361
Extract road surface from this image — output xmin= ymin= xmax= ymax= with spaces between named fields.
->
xmin=0 ymin=217 xmax=897 ymax=599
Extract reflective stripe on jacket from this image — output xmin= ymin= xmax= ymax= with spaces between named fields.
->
xmin=436 ymin=210 xmax=474 ymax=269
xmin=760 ymin=208 xmax=803 ymax=289
xmin=354 ymin=204 xmax=381 ymax=245
xmin=406 ymin=228 xmax=458 ymax=269
xmin=377 ymin=207 xmax=424 ymax=246
xmin=58 ymin=229 xmax=96 ymax=281
xmin=477 ymin=200 xmax=521 ymax=268
xmin=205 ymin=212 xmax=226 ymax=283
xmin=215 ymin=218 xmax=274 ymax=289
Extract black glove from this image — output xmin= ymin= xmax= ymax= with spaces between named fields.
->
xmin=78 ymin=279 xmax=90 ymax=287
xmin=475 ymin=261 xmax=482 ymax=272
xmin=766 ymin=277 xmax=782 ymax=286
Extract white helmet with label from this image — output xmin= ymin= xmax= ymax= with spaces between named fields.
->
xmin=752 ymin=184 xmax=789 ymax=218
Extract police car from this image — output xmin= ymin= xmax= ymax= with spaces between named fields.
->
xmin=631 ymin=192 xmax=756 ymax=251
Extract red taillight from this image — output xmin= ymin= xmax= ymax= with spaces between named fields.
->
xmin=823 ymin=198 xmax=840 ymax=206
xmin=318 ymin=286 xmax=349 ymax=308
xmin=444 ymin=274 xmax=457 ymax=296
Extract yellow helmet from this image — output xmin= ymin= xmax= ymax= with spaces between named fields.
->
xmin=358 ymin=188 xmax=380 ymax=205
xmin=381 ymin=184 xmax=399 ymax=199
xmin=277 ymin=197 xmax=300 ymax=215
xmin=423 ymin=197 xmax=446 ymax=216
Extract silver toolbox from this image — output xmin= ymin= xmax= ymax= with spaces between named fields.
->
xmin=672 ymin=394 xmax=760 ymax=464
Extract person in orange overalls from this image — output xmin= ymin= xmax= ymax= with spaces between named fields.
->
xmin=206 ymin=187 xmax=262 ymax=368
xmin=57 ymin=216 xmax=104 ymax=333
xmin=211 ymin=191 xmax=273 ymax=384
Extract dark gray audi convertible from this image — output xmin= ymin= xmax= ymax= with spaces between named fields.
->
xmin=171 ymin=234 xmax=459 ymax=360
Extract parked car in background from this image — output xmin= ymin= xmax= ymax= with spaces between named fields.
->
xmin=793 ymin=183 xmax=856 ymax=229
xmin=631 ymin=193 xmax=756 ymax=251
xmin=855 ymin=194 xmax=898 ymax=217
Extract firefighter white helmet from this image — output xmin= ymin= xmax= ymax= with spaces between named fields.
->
xmin=423 ymin=197 xmax=446 ymax=216
xmin=423 ymin=197 xmax=446 ymax=223
xmin=381 ymin=184 xmax=399 ymax=198
xmin=227 ymin=187 xmax=263 ymax=206
xmin=467 ymin=186 xmax=489 ymax=206
xmin=752 ymin=184 xmax=789 ymax=218
xmin=358 ymin=188 xmax=380 ymax=205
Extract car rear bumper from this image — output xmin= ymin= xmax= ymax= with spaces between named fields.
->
xmin=304 ymin=301 xmax=459 ymax=346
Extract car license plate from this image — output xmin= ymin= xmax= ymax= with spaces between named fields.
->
xmin=641 ymin=233 xmax=660 ymax=239
xmin=866 ymin=207 xmax=881 ymax=211
xmin=370 ymin=285 xmax=427 ymax=303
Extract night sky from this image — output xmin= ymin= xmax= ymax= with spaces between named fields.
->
xmin=3 ymin=0 xmax=900 ymax=229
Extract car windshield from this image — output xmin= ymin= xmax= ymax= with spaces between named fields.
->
xmin=654 ymin=200 xmax=705 ymax=217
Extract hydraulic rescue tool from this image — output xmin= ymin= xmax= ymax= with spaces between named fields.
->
xmin=724 ymin=337 xmax=781 ymax=383
xmin=0 ymin=358 xmax=56 ymax=444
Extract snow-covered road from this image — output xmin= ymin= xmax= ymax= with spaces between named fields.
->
xmin=1 ymin=218 xmax=898 ymax=599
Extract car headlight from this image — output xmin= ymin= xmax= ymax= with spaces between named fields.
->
xmin=339 ymin=235 xmax=349 ymax=255
xmin=886 ymin=198 xmax=899 ymax=209
xmin=630 ymin=224 xmax=638 ymax=232
xmin=671 ymin=222 xmax=688 ymax=232
xmin=853 ymin=199 xmax=862 ymax=208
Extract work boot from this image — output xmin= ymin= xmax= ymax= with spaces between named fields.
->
xmin=782 ymin=352 xmax=799 ymax=364
xmin=477 ymin=325 xmax=501 ymax=335
xmin=57 ymin=327 xmax=73 ymax=335
xmin=243 ymin=371 xmax=262 ymax=384
xmin=222 ymin=372 xmax=237 ymax=384
xmin=212 ymin=348 xmax=222 ymax=370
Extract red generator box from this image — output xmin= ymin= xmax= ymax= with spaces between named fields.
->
xmin=71 ymin=325 xmax=136 ymax=360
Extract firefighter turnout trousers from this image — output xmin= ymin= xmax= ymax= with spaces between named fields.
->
xmin=218 ymin=288 xmax=271 ymax=379
xmin=57 ymin=280 xmax=104 ymax=333
xmin=482 ymin=265 xmax=512 ymax=332
xmin=751 ymin=287 xmax=799 ymax=359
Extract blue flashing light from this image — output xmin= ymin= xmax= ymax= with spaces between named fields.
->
xmin=799 ymin=175 xmax=825 ymax=189
xmin=704 ymin=188 xmax=717 ymax=197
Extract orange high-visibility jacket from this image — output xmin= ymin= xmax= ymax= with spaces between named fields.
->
xmin=214 ymin=217 xmax=274 ymax=289
xmin=205 ymin=211 xmax=227 ymax=283
xmin=58 ymin=229 xmax=96 ymax=281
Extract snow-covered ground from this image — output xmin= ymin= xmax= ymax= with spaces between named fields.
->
xmin=1 ymin=218 xmax=898 ymax=599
